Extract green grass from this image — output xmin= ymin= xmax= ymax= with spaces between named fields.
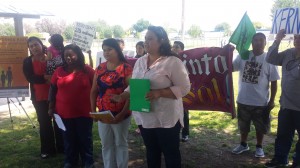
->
xmin=0 ymin=47 xmax=298 ymax=167
xmin=0 ymin=116 xmax=63 ymax=167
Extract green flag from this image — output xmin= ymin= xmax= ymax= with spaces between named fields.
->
xmin=229 ymin=12 xmax=256 ymax=60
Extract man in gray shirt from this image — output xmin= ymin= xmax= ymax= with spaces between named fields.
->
xmin=265 ymin=29 xmax=300 ymax=168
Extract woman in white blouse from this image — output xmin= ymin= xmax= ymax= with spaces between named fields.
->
xmin=112 ymin=26 xmax=190 ymax=168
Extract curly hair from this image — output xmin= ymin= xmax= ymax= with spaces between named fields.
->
xmin=147 ymin=26 xmax=177 ymax=57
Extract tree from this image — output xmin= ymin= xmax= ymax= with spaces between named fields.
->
xmin=187 ymin=25 xmax=202 ymax=38
xmin=63 ymin=24 xmax=75 ymax=41
xmin=35 ymin=18 xmax=66 ymax=35
xmin=215 ymin=22 xmax=230 ymax=31
xmin=271 ymin=0 xmax=300 ymax=18
xmin=112 ymin=25 xmax=125 ymax=38
xmin=133 ymin=19 xmax=150 ymax=33
xmin=103 ymin=28 xmax=113 ymax=38
xmin=25 ymin=32 xmax=43 ymax=38
xmin=23 ymin=23 xmax=36 ymax=34
xmin=252 ymin=21 xmax=264 ymax=29
xmin=215 ymin=22 xmax=231 ymax=36
xmin=0 ymin=23 xmax=15 ymax=36
xmin=125 ymin=27 xmax=134 ymax=37
xmin=88 ymin=20 xmax=112 ymax=39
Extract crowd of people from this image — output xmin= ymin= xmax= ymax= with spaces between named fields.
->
xmin=21 ymin=27 xmax=300 ymax=168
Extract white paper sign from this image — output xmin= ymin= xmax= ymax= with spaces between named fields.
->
xmin=72 ymin=22 xmax=96 ymax=52
xmin=271 ymin=7 xmax=300 ymax=34
xmin=54 ymin=114 xmax=66 ymax=131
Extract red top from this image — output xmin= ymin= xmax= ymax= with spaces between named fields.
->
xmin=32 ymin=60 xmax=49 ymax=101
xmin=51 ymin=65 xmax=95 ymax=119
xmin=96 ymin=62 xmax=132 ymax=116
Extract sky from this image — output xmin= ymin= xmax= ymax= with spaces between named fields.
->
xmin=1 ymin=0 xmax=274 ymax=31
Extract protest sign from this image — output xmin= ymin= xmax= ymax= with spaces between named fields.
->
xmin=271 ymin=7 xmax=300 ymax=34
xmin=180 ymin=47 xmax=235 ymax=117
xmin=72 ymin=22 xmax=96 ymax=52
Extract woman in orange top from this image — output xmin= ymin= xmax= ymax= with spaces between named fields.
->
xmin=90 ymin=38 xmax=132 ymax=168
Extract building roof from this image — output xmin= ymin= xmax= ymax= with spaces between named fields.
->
xmin=0 ymin=3 xmax=53 ymax=18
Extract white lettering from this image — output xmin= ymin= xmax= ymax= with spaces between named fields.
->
xmin=182 ymin=54 xmax=228 ymax=75
xmin=201 ymin=54 xmax=212 ymax=75
xmin=214 ymin=55 xmax=228 ymax=74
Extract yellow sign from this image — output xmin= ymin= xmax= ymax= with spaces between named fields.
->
xmin=0 ymin=36 xmax=29 ymax=98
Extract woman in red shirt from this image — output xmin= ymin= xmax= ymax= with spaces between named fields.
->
xmin=23 ymin=37 xmax=63 ymax=159
xmin=49 ymin=44 xmax=95 ymax=168
xmin=90 ymin=38 xmax=132 ymax=168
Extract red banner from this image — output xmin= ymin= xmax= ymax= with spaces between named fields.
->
xmin=126 ymin=46 xmax=235 ymax=118
xmin=180 ymin=47 xmax=235 ymax=118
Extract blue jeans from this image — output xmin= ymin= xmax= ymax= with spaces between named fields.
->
xmin=274 ymin=108 xmax=300 ymax=164
xmin=62 ymin=117 xmax=94 ymax=167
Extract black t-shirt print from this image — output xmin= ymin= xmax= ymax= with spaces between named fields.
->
xmin=242 ymin=61 xmax=262 ymax=84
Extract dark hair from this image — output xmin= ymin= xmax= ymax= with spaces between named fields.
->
xmin=252 ymin=33 xmax=266 ymax=41
xmin=116 ymin=38 xmax=124 ymax=45
xmin=27 ymin=36 xmax=47 ymax=56
xmin=174 ymin=41 xmax=185 ymax=50
xmin=136 ymin=41 xmax=145 ymax=48
xmin=136 ymin=41 xmax=146 ymax=55
xmin=50 ymin=34 xmax=64 ymax=54
xmin=147 ymin=26 xmax=176 ymax=56
xmin=62 ymin=44 xmax=85 ymax=70
xmin=102 ymin=38 xmax=127 ymax=63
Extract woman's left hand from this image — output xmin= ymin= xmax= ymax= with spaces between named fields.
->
xmin=145 ymin=90 xmax=161 ymax=101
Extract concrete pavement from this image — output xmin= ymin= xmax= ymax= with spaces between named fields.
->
xmin=0 ymin=97 xmax=35 ymax=123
